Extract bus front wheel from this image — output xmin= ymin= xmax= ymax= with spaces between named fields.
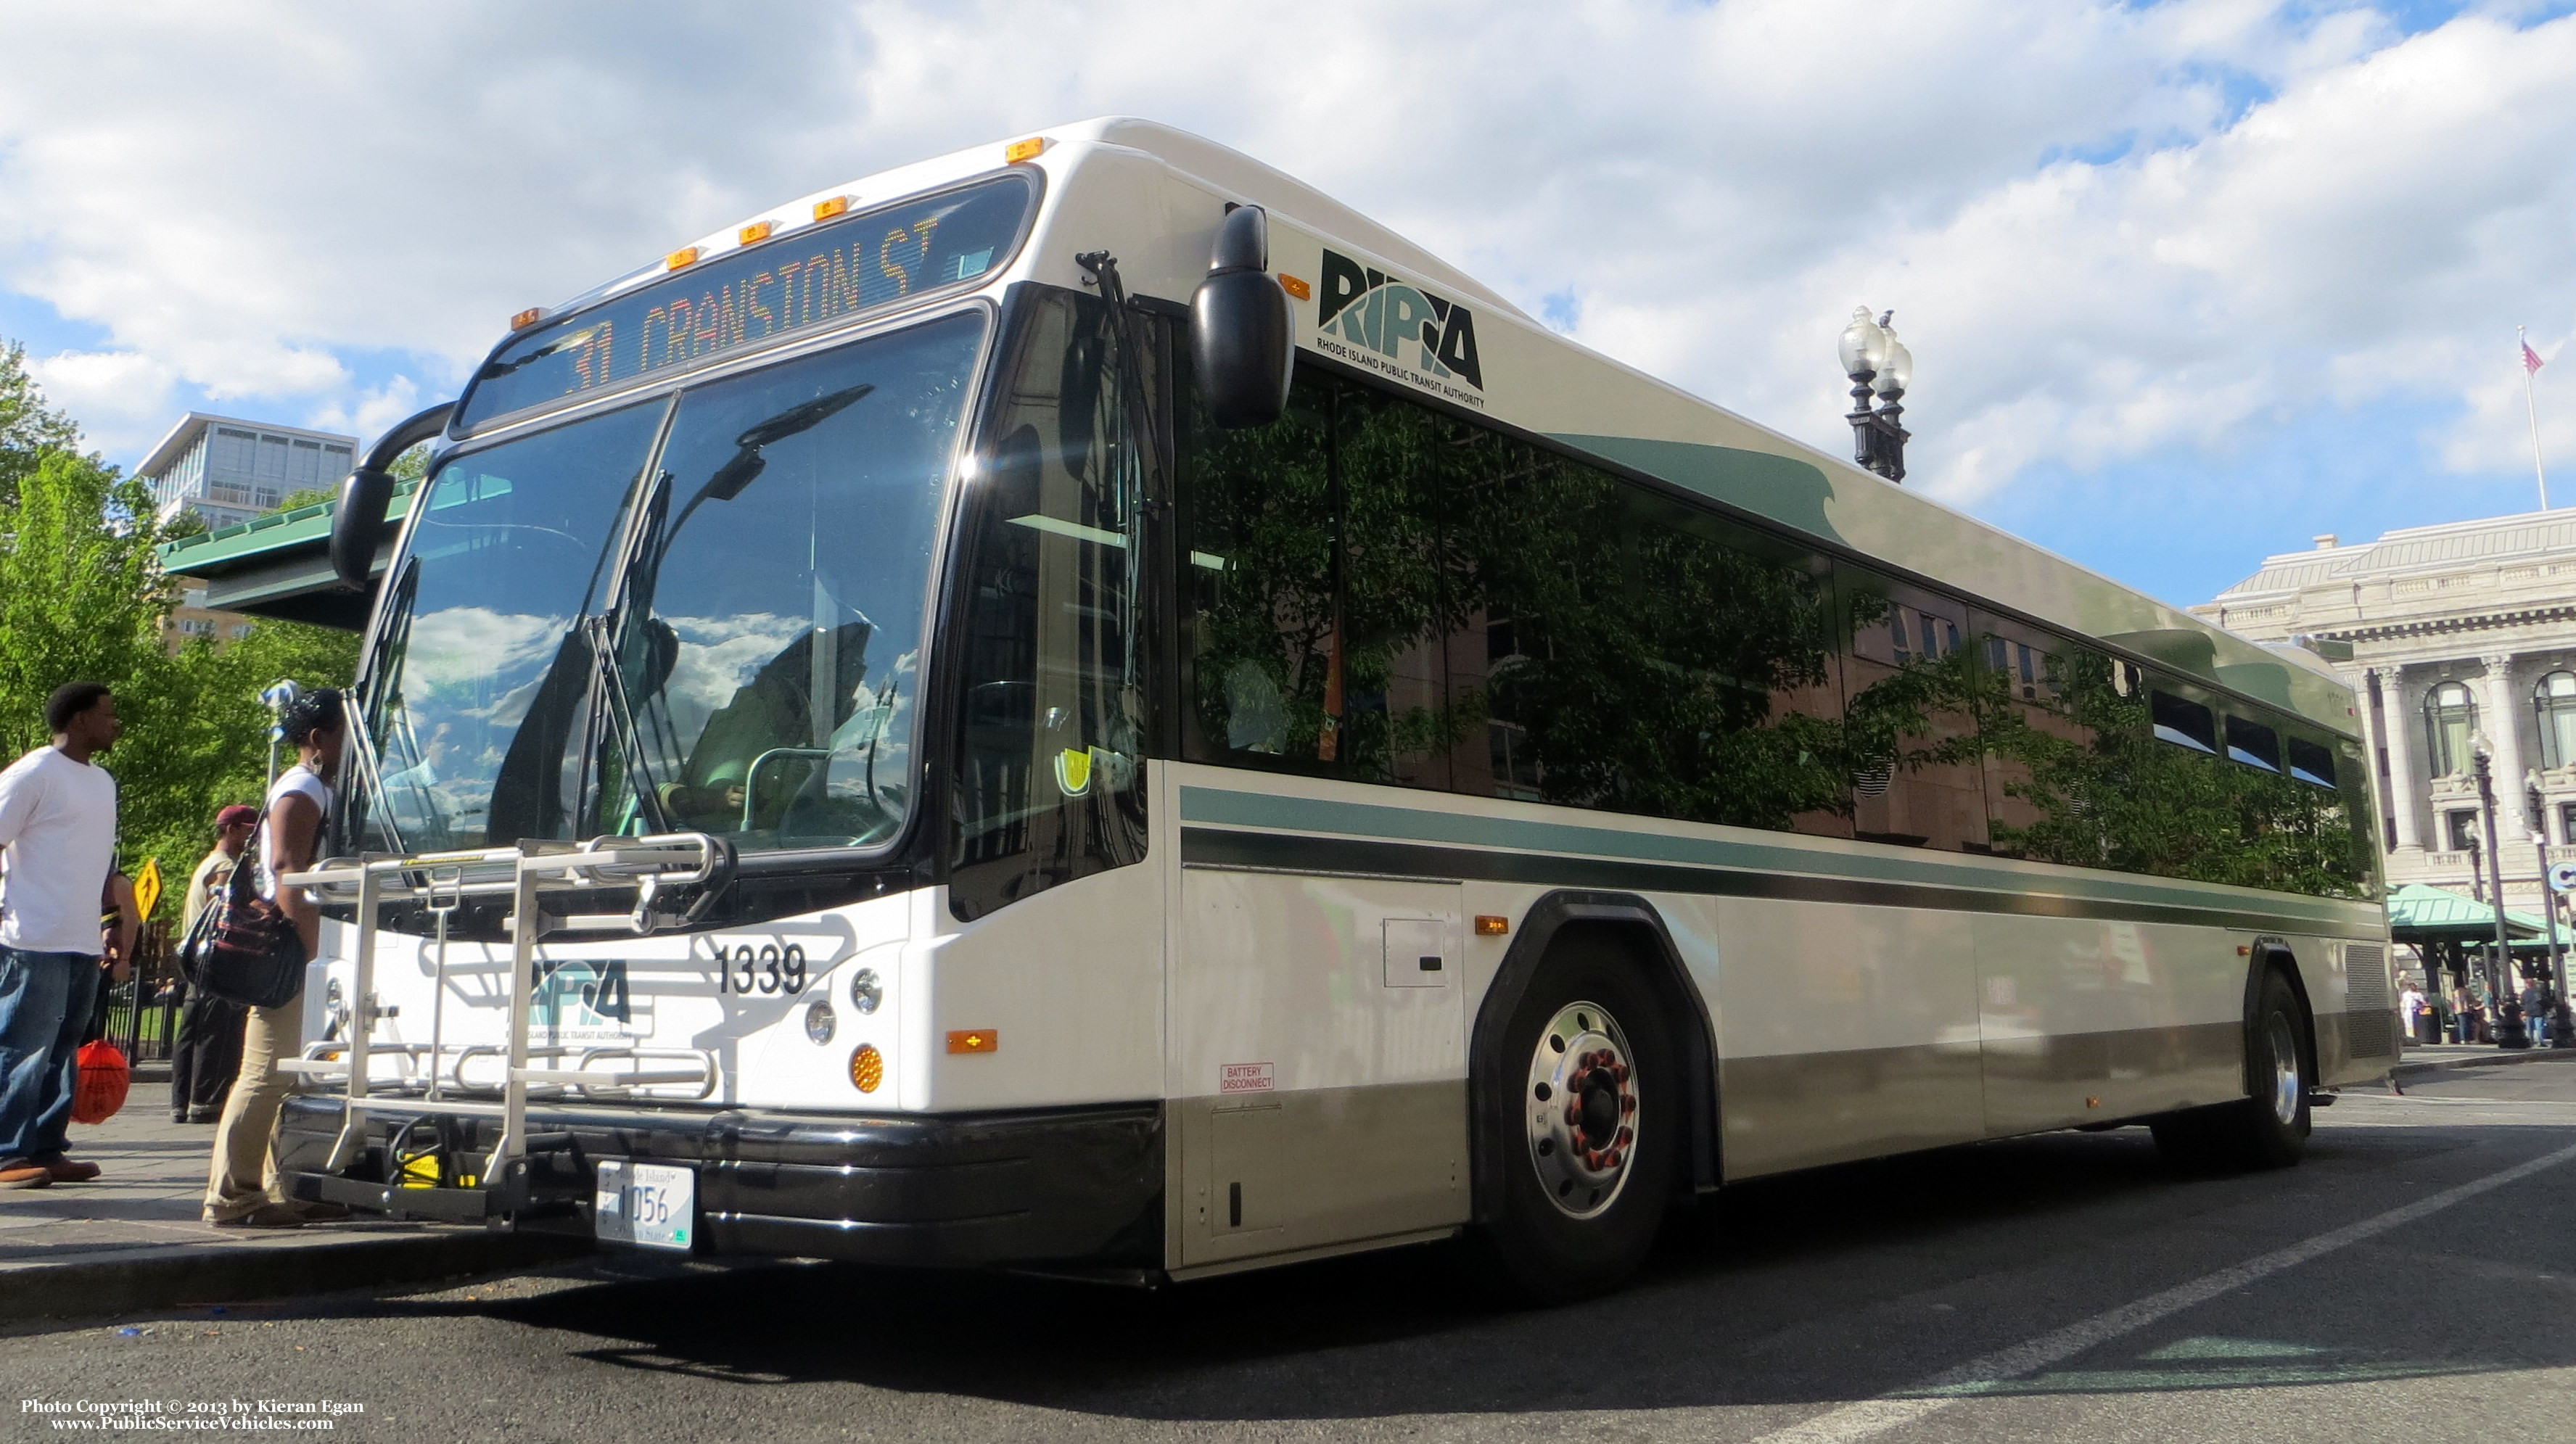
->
xmin=2150 ymin=968 xmax=2311 ymax=1171
xmin=1472 ymin=939 xmax=1675 ymax=1303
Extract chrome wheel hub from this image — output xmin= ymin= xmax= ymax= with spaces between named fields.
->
xmin=2267 ymin=1013 xmax=2301 ymax=1125
xmin=1525 ymin=1000 xmax=1640 ymax=1218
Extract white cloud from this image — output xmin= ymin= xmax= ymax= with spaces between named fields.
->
xmin=1 ymin=0 xmax=2572 ymax=535
xmin=23 ymin=350 xmax=181 ymax=457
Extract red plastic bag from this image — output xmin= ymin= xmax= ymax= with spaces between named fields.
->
xmin=72 ymin=1039 xmax=130 ymax=1125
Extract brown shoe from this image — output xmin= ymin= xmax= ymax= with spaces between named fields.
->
xmin=0 ymin=1160 xmax=52 ymax=1189
xmin=36 ymin=1157 xmax=99 ymax=1183
xmin=289 ymin=1200 xmax=353 ymax=1222
xmin=210 ymin=1202 xmax=305 ymax=1229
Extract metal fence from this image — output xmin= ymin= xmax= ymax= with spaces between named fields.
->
xmin=97 ymin=920 xmax=182 ymax=1065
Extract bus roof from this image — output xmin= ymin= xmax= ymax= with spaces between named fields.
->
xmin=175 ymin=119 xmax=2350 ymax=736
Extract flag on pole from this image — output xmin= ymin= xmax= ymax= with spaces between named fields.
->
xmin=2527 ymin=339 xmax=2547 ymax=374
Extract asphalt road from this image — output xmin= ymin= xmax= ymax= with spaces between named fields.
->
xmin=9 ymin=1060 xmax=2576 ymax=1443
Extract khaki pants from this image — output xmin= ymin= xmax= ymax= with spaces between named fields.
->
xmin=202 ymin=996 xmax=302 ymax=1221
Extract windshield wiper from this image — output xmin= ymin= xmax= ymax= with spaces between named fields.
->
xmin=585 ymin=614 xmax=674 ymax=838
xmin=671 ymin=381 xmax=876 ymax=537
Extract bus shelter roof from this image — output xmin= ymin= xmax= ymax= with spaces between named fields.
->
xmin=2387 ymin=882 xmax=2548 ymax=944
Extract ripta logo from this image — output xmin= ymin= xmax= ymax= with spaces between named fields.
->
xmin=532 ymin=958 xmax=631 ymax=1030
xmin=1315 ymin=249 xmax=1483 ymax=389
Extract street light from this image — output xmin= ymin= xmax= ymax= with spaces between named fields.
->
xmin=2470 ymin=733 xmax=2532 ymax=1048
xmin=1839 ymin=307 xmax=1913 ymax=484
xmin=2527 ymin=767 xmax=2575 ymax=1047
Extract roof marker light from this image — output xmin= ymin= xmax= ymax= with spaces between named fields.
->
xmin=813 ymin=195 xmax=851 ymax=221
xmin=509 ymin=308 xmax=544 ymax=331
xmin=1003 ymin=136 xmax=1047 ymax=164
xmin=1278 ymin=275 xmax=1312 ymax=302
xmin=665 ymin=246 xmax=700 ymax=271
xmin=738 ymin=220 xmax=773 ymax=245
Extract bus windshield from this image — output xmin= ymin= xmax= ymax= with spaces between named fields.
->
xmin=353 ymin=403 xmax=661 ymax=852
xmin=599 ymin=310 xmax=983 ymax=848
xmin=353 ymin=310 xmax=985 ymax=855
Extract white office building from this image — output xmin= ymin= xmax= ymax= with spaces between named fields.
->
xmin=135 ymin=413 xmax=356 ymax=532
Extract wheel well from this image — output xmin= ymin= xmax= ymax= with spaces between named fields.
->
xmin=1468 ymin=892 xmax=1719 ymax=1221
xmin=2250 ymin=944 xmax=2319 ymax=1088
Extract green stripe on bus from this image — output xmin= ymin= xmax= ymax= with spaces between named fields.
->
xmin=1174 ymin=785 xmax=2377 ymax=929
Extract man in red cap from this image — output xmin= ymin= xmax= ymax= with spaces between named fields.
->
xmin=168 ymin=804 xmax=257 ymax=1123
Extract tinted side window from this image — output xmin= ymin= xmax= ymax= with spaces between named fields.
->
xmin=2225 ymin=714 xmax=2281 ymax=771
xmin=1180 ymin=363 xmax=1851 ymax=834
xmin=1447 ymin=450 xmax=1850 ymax=833
xmin=1972 ymin=654 xmax=2371 ymax=897
xmin=1838 ymin=569 xmax=1987 ymax=851
xmin=2150 ymin=690 xmax=2218 ymax=752
xmin=1179 ymin=368 xmax=1457 ymax=787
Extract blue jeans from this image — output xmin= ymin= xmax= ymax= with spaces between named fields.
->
xmin=0 ymin=948 xmax=102 ymax=1163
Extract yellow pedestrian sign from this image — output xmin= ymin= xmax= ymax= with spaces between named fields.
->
xmin=132 ymin=857 xmax=162 ymax=920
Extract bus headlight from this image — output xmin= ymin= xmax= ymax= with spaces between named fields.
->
xmin=804 ymin=1000 xmax=836 ymax=1045
xmin=849 ymin=968 xmax=882 ymax=1014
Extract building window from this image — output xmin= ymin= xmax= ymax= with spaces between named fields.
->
xmin=2448 ymin=809 xmax=2481 ymax=851
xmin=2537 ymin=672 xmax=2576 ymax=770
xmin=2425 ymin=680 xmax=2477 ymax=777
xmin=2561 ymin=800 xmax=2576 ymax=846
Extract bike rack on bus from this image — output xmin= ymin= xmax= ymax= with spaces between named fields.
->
xmin=277 ymin=832 xmax=728 ymax=1222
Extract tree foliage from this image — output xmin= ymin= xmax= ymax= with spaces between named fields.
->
xmin=0 ymin=341 xmax=83 ymax=510
xmin=0 ymin=345 xmax=358 ymax=914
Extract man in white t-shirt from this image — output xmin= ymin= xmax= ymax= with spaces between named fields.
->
xmin=0 ymin=683 xmax=124 ymax=1189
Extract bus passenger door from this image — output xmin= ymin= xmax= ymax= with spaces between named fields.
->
xmin=1174 ymin=864 xmax=1468 ymax=1267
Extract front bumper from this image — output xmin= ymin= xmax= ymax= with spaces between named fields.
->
xmin=275 ymin=1096 xmax=1162 ymax=1270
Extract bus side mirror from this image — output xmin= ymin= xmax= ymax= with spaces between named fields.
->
xmin=329 ymin=469 xmax=396 ymax=590
xmin=329 ymin=402 xmax=457 ymax=591
xmin=1190 ymin=205 xmax=1292 ymax=429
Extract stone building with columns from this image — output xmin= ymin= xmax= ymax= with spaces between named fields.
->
xmin=2192 ymin=508 xmax=2576 ymax=940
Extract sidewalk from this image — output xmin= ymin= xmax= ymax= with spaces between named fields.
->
xmin=2390 ymin=1040 xmax=2576 ymax=1083
xmin=0 ymin=1081 xmax=581 ymax=1322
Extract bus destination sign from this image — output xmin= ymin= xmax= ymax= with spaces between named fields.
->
xmin=458 ymin=173 xmax=1034 ymax=432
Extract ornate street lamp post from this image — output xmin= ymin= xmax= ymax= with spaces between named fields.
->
xmin=2527 ymin=769 xmax=2575 ymax=1047
xmin=2472 ymin=736 xmax=2532 ymax=1047
xmin=1838 ymin=308 xmax=1913 ymax=483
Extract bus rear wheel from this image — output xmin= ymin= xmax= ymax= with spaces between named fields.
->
xmin=1471 ymin=940 xmax=1675 ymax=1304
xmin=2151 ymin=968 xmax=2311 ymax=1172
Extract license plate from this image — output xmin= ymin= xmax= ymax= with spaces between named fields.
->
xmin=593 ymin=1160 xmax=694 ymax=1252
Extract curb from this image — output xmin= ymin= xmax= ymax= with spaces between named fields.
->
xmin=2391 ymin=1047 xmax=2576 ymax=1084
xmin=0 ymin=1231 xmax=592 ymax=1324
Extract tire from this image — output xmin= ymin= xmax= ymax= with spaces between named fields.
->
xmin=1468 ymin=933 xmax=1678 ymax=1304
xmin=2152 ymin=968 xmax=2311 ymax=1172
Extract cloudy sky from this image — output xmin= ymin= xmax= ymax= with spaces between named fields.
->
xmin=4 ymin=0 xmax=2572 ymax=606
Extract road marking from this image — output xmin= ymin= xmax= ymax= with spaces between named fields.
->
xmin=1748 ymin=1139 xmax=2576 ymax=1444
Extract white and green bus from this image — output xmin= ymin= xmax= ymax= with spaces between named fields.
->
xmin=276 ymin=117 xmax=2395 ymax=1300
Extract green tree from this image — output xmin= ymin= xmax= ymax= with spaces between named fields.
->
xmin=0 ymin=452 xmax=172 ymax=762
xmin=0 ymin=445 xmax=357 ymax=915
xmin=0 ymin=341 xmax=82 ymax=509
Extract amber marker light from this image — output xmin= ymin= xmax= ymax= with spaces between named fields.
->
xmin=947 ymin=1029 xmax=999 ymax=1055
xmin=1278 ymin=275 xmax=1312 ymax=301
xmin=738 ymin=220 xmax=774 ymax=245
xmin=849 ymin=1044 xmax=883 ymax=1093
xmin=666 ymin=246 xmax=701 ymax=271
xmin=509 ymin=307 xmax=544 ymax=331
xmin=1003 ymin=136 xmax=1047 ymax=164
xmin=1475 ymin=915 xmax=1509 ymax=936
xmin=813 ymin=195 xmax=851 ymax=221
